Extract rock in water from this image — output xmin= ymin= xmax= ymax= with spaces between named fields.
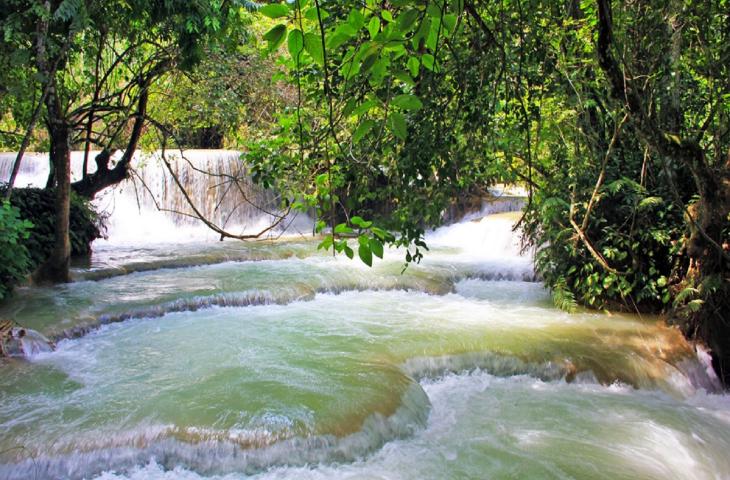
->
xmin=0 ymin=321 xmax=54 ymax=358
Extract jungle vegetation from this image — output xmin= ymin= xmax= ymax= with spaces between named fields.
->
xmin=1 ymin=0 xmax=728 ymax=381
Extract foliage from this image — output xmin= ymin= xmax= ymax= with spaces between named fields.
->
xmin=0 ymin=199 xmax=33 ymax=299
xmin=1 ymin=187 xmax=104 ymax=267
xmin=525 ymin=147 xmax=688 ymax=311
xmin=0 ymin=0 xmax=251 ymax=168
xmin=0 ymin=0 xmax=727 ymax=345
xmin=520 ymin=0 xmax=729 ymax=316
xmin=243 ymin=0 xmax=728 ymax=332
xmin=145 ymin=30 xmax=293 ymax=149
xmin=246 ymin=0 xmax=491 ymax=265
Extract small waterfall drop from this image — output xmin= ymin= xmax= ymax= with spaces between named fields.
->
xmin=427 ymin=212 xmax=525 ymax=257
xmin=424 ymin=212 xmax=536 ymax=281
xmin=0 ymin=150 xmax=312 ymax=244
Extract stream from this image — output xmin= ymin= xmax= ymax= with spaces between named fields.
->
xmin=1 ymin=151 xmax=729 ymax=479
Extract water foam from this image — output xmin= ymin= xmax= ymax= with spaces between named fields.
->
xmin=0 ymin=383 xmax=430 ymax=480
xmin=91 ymin=371 xmax=730 ymax=480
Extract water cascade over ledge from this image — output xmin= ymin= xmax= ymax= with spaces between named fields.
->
xmin=0 ymin=150 xmax=312 ymax=244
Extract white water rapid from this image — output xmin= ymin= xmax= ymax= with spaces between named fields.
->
xmin=1 ymin=150 xmax=729 ymax=480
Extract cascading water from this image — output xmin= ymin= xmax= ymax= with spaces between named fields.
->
xmin=0 ymin=150 xmax=312 ymax=244
xmin=1 ymin=151 xmax=730 ymax=480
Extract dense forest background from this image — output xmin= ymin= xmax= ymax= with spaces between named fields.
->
xmin=0 ymin=0 xmax=728 ymax=381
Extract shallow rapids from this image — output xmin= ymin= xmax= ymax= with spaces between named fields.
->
xmin=1 ymin=209 xmax=729 ymax=479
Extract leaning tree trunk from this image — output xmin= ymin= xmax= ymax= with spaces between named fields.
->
xmin=71 ymin=76 xmax=152 ymax=200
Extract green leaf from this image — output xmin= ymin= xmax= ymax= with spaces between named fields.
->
xmin=328 ymin=23 xmax=357 ymax=49
xmin=412 ymin=17 xmax=431 ymax=48
xmin=371 ymin=227 xmax=393 ymax=241
xmin=263 ymin=24 xmax=287 ymax=50
xmin=388 ymin=112 xmax=408 ymax=140
xmin=287 ymin=29 xmax=304 ymax=58
xmin=449 ymin=0 xmax=465 ymax=15
xmin=397 ymin=9 xmax=420 ymax=31
xmin=443 ymin=13 xmax=457 ymax=31
xmin=342 ymin=98 xmax=358 ymax=117
xmin=638 ymin=196 xmax=663 ymax=210
xmin=426 ymin=20 xmax=440 ymax=50
xmin=394 ymin=70 xmax=415 ymax=86
xmin=334 ymin=223 xmax=354 ymax=234
xmin=304 ymin=32 xmax=324 ymax=65
xmin=351 ymin=216 xmax=373 ymax=228
xmin=421 ymin=53 xmax=435 ymax=70
xmin=358 ymin=243 xmax=373 ymax=266
xmin=315 ymin=173 xmax=329 ymax=187
xmin=335 ymin=239 xmax=348 ymax=253
xmin=361 ymin=52 xmax=379 ymax=72
xmin=353 ymin=120 xmax=376 ymax=143
xmin=664 ymin=133 xmax=682 ymax=145
xmin=673 ymin=286 xmax=699 ymax=307
xmin=304 ymin=7 xmax=328 ymax=21
xmin=342 ymin=59 xmax=362 ymax=80
xmin=688 ymin=299 xmax=704 ymax=312
xmin=392 ymin=94 xmax=423 ymax=111
xmin=358 ymin=234 xmax=369 ymax=247
xmin=369 ymin=237 xmax=384 ymax=258
xmin=368 ymin=17 xmax=381 ymax=39
xmin=327 ymin=32 xmax=349 ymax=50
xmin=344 ymin=245 xmax=355 ymax=259
xmin=407 ymin=56 xmax=420 ymax=77
xmin=259 ymin=3 xmax=290 ymax=18
xmin=351 ymin=99 xmax=378 ymax=117
xmin=427 ymin=3 xmax=444 ymax=17
xmin=348 ymin=9 xmax=365 ymax=29
xmin=318 ymin=235 xmax=333 ymax=250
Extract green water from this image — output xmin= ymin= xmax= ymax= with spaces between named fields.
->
xmin=1 ymin=214 xmax=728 ymax=480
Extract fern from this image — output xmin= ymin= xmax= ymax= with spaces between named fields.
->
xmin=53 ymin=0 xmax=82 ymax=21
xmin=552 ymin=276 xmax=578 ymax=312
xmin=637 ymin=196 xmax=663 ymax=210
xmin=673 ymin=286 xmax=699 ymax=308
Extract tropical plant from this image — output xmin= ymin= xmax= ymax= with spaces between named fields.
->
xmin=0 ymin=200 xmax=33 ymax=299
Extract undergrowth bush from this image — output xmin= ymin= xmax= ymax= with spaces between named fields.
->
xmin=522 ymin=137 xmax=690 ymax=313
xmin=0 ymin=187 xmax=105 ymax=297
xmin=0 ymin=200 xmax=33 ymax=300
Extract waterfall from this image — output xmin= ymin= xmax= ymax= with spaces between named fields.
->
xmin=0 ymin=150 xmax=312 ymax=243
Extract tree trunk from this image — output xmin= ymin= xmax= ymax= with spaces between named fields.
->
xmin=33 ymin=121 xmax=72 ymax=284
xmin=33 ymin=55 xmax=72 ymax=285
xmin=685 ymin=157 xmax=730 ymax=384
